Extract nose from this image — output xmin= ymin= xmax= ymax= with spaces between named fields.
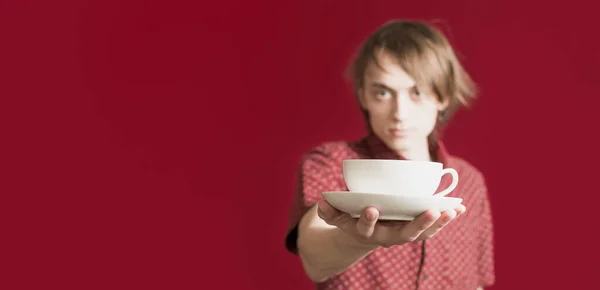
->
xmin=392 ymin=94 xmax=409 ymax=121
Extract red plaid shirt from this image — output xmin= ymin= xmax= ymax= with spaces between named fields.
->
xmin=285 ymin=134 xmax=495 ymax=290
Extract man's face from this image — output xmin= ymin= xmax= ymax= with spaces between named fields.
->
xmin=358 ymin=50 xmax=447 ymax=153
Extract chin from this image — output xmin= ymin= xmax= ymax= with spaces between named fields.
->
xmin=383 ymin=137 xmax=410 ymax=151
xmin=391 ymin=142 xmax=411 ymax=153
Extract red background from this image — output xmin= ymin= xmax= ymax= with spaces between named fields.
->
xmin=2 ymin=0 xmax=599 ymax=289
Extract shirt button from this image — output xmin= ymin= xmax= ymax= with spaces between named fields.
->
xmin=423 ymin=274 xmax=429 ymax=281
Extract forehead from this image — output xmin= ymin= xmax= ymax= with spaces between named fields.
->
xmin=364 ymin=50 xmax=416 ymax=89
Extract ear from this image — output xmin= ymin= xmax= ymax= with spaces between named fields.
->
xmin=437 ymin=97 xmax=449 ymax=111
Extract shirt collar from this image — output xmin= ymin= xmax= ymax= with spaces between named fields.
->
xmin=362 ymin=133 xmax=450 ymax=166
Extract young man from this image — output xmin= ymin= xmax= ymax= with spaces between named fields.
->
xmin=285 ymin=20 xmax=495 ymax=290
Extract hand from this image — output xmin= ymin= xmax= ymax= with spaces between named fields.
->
xmin=317 ymin=199 xmax=466 ymax=249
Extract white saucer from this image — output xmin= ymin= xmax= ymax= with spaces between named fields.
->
xmin=322 ymin=191 xmax=463 ymax=220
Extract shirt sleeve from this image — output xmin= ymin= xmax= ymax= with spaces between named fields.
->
xmin=284 ymin=145 xmax=346 ymax=255
xmin=477 ymin=179 xmax=496 ymax=287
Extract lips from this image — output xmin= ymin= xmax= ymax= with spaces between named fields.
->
xmin=389 ymin=128 xmax=409 ymax=137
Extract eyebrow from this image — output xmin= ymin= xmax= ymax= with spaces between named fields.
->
xmin=370 ymin=82 xmax=394 ymax=91
xmin=370 ymin=82 xmax=417 ymax=92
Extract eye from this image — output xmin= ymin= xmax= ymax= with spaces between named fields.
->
xmin=375 ymin=90 xmax=391 ymax=99
xmin=413 ymin=87 xmax=422 ymax=96
xmin=411 ymin=87 xmax=424 ymax=101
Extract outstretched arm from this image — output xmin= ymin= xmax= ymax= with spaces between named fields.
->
xmin=297 ymin=199 xmax=465 ymax=282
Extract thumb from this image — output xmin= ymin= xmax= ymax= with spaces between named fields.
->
xmin=317 ymin=199 xmax=337 ymax=221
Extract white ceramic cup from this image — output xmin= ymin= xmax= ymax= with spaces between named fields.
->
xmin=342 ymin=159 xmax=459 ymax=197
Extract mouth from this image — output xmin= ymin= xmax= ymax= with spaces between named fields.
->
xmin=389 ymin=128 xmax=409 ymax=137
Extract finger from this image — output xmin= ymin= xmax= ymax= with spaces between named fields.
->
xmin=398 ymin=209 xmax=441 ymax=242
xmin=378 ymin=220 xmax=410 ymax=227
xmin=414 ymin=209 xmax=456 ymax=241
xmin=317 ymin=199 xmax=356 ymax=229
xmin=355 ymin=207 xmax=379 ymax=238
xmin=371 ymin=209 xmax=440 ymax=247
xmin=317 ymin=199 xmax=342 ymax=223
xmin=371 ymin=220 xmax=409 ymax=248
xmin=454 ymin=204 xmax=467 ymax=216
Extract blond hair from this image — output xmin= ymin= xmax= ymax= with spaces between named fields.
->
xmin=347 ymin=19 xmax=477 ymax=129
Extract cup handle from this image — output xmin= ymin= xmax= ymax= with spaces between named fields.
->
xmin=433 ymin=168 xmax=459 ymax=197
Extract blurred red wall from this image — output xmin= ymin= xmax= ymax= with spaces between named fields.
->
xmin=2 ymin=0 xmax=599 ymax=289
